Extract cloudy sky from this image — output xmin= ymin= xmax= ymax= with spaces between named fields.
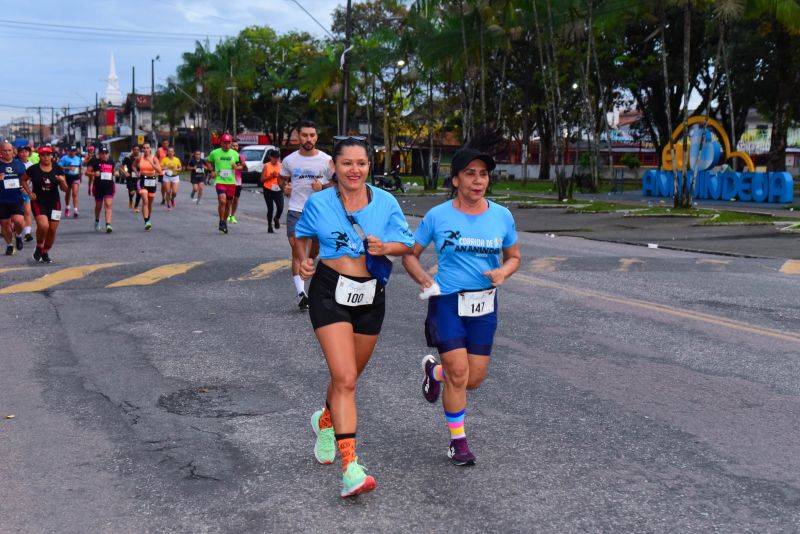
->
xmin=2 ymin=0 xmax=337 ymax=126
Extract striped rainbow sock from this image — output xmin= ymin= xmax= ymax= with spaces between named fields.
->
xmin=432 ymin=364 xmax=445 ymax=382
xmin=445 ymin=408 xmax=466 ymax=440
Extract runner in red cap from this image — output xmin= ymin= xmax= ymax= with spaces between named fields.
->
xmin=21 ymin=146 xmax=68 ymax=262
xmin=205 ymin=134 xmax=243 ymax=234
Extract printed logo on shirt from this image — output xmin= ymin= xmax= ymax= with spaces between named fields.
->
xmin=440 ymin=230 xmax=461 ymax=253
xmin=331 ymin=230 xmax=362 ymax=253
xmin=441 ymin=230 xmax=503 ymax=257
xmin=292 ymin=168 xmax=325 ymax=181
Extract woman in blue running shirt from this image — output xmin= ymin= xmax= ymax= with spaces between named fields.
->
xmin=294 ymin=137 xmax=414 ymax=498
xmin=402 ymin=147 xmax=521 ymax=466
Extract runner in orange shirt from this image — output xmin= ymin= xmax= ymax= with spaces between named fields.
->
xmin=260 ymin=149 xmax=284 ymax=233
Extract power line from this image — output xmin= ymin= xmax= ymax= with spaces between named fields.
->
xmin=285 ymin=0 xmax=335 ymax=40
xmin=0 ymin=18 xmax=230 ymax=40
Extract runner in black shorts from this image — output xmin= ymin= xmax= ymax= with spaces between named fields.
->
xmin=402 ymin=147 xmax=521 ymax=466
xmin=122 ymin=145 xmax=141 ymax=211
xmin=87 ymin=147 xmax=116 ymax=233
xmin=21 ymin=146 xmax=67 ymax=262
xmin=294 ymin=137 xmax=414 ymax=498
xmin=133 ymin=143 xmax=162 ymax=231
xmin=187 ymin=150 xmax=205 ymax=204
xmin=0 ymin=141 xmax=28 ymax=255
xmin=58 ymin=145 xmax=82 ymax=219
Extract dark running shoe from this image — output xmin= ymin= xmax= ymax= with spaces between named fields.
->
xmin=298 ymin=292 xmax=309 ymax=311
xmin=448 ymin=438 xmax=476 ymax=466
xmin=6 ymin=245 xmax=15 ymax=256
xmin=41 ymin=252 xmax=53 ymax=264
xmin=15 ymin=235 xmax=23 ymax=251
xmin=273 ymin=217 xmax=280 ymax=229
xmin=219 ymin=220 xmax=228 ymax=234
xmin=24 ymin=233 xmax=33 ymax=242
xmin=421 ymin=354 xmax=440 ymax=403
xmin=33 ymin=248 xmax=42 ymax=262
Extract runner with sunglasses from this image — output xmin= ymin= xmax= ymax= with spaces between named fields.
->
xmin=402 ymin=147 xmax=521 ymax=466
xmin=295 ymin=136 xmax=413 ymax=497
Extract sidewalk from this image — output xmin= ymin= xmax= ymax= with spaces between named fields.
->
xmin=399 ymin=191 xmax=800 ymax=260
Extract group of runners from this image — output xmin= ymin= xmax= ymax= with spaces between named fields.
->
xmin=1 ymin=120 xmax=521 ymax=500
xmin=0 ymin=135 xmax=256 ymax=256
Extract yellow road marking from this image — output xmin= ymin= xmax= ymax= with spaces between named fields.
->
xmin=615 ymin=258 xmax=644 ymax=272
xmin=530 ymin=257 xmax=567 ymax=272
xmin=229 ymin=259 xmax=291 ymax=281
xmin=780 ymin=260 xmax=800 ymax=275
xmin=515 ymin=273 xmax=800 ymax=345
xmin=0 ymin=263 xmax=124 ymax=294
xmin=106 ymin=261 xmax=204 ymax=288
xmin=697 ymin=259 xmax=730 ymax=271
xmin=0 ymin=266 xmax=31 ymax=274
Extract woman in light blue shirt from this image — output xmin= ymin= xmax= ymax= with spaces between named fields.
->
xmin=402 ymin=147 xmax=521 ymax=466
xmin=294 ymin=137 xmax=413 ymax=498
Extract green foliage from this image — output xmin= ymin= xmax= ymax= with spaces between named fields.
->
xmin=620 ymin=154 xmax=640 ymax=170
xmin=158 ymin=0 xmax=800 ymax=171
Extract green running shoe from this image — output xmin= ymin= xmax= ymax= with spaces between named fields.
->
xmin=310 ymin=409 xmax=335 ymax=465
xmin=341 ymin=458 xmax=376 ymax=498
xmin=229 ymin=215 xmax=238 ymax=224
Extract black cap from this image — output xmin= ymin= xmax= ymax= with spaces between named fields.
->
xmin=68 ymin=145 xmax=77 ymax=151
xmin=450 ymin=147 xmax=495 ymax=176
xmin=99 ymin=146 xmax=109 ymax=153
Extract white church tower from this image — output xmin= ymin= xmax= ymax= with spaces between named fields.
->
xmin=104 ymin=52 xmax=123 ymax=106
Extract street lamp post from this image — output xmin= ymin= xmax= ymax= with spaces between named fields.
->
xmin=151 ymin=55 xmax=160 ymax=146
xmin=225 ymin=86 xmax=237 ymax=139
xmin=340 ymin=0 xmax=352 ymax=135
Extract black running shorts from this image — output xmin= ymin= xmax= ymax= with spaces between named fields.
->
xmin=308 ymin=261 xmax=385 ymax=335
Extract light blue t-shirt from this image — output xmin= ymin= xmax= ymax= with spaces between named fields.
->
xmin=414 ymin=199 xmax=518 ymax=295
xmin=58 ymin=154 xmax=82 ymax=176
xmin=295 ymin=185 xmax=414 ymax=259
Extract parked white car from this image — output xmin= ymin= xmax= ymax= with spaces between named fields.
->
xmin=237 ymin=144 xmax=279 ymax=184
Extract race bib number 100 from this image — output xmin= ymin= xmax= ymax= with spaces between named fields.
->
xmin=335 ymin=276 xmax=376 ymax=307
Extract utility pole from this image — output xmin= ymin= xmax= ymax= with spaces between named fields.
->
xmin=38 ymin=107 xmax=44 ymax=144
xmin=340 ymin=0 xmax=352 ymax=135
xmin=227 ymin=65 xmax=237 ymax=138
xmin=151 ymin=55 xmax=159 ymax=145
xmin=131 ymin=66 xmax=136 ymax=148
xmin=94 ymin=93 xmax=99 ymax=145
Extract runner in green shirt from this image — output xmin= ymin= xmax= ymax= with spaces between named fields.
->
xmin=205 ymin=134 xmax=243 ymax=234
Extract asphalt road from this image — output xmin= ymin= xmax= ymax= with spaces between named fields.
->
xmin=1 ymin=183 xmax=799 ymax=533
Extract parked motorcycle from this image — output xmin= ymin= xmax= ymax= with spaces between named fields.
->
xmin=371 ymin=164 xmax=405 ymax=192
